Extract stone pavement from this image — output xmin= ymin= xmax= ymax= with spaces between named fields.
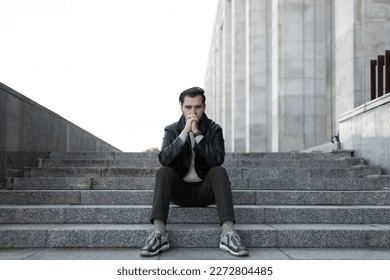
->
xmin=3 ymin=247 xmax=390 ymax=260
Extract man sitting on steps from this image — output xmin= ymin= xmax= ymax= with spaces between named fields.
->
xmin=140 ymin=86 xmax=249 ymax=257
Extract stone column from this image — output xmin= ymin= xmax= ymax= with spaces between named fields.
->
xmin=206 ymin=0 xmax=272 ymax=153
xmin=204 ymin=1 xmax=235 ymax=152
xmin=333 ymin=0 xmax=356 ymax=126
xmin=271 ymin=0 xmax=280 ymax=152
xmin=272 ymin=0 xmax=305 ymax=151
xmin=222 ymin=0 xmax=234 ymax=152
xmin=248 ymin=0 xmax=271 ymax=152
xmin=232 ymin=0 xmax=247 ymax=152
xmin=272 ymin=0 xmax=330 ymax=152
xmin=304 ymin=0 xmax=329 ymax=148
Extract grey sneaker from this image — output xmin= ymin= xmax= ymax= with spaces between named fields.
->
xmin=219 ymin=231 xmax=249 ymax=256
xmin=140 ymin=231 xmax=170 ymax=257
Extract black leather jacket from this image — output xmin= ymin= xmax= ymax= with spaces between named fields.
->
xmin=158 ymin=113 xmax=225 ymax=179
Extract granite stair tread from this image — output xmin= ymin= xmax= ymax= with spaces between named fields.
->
xmin=47 ymin=151 xmax=355 ymax=160
xmin=2 ymin=204 xmax=390 ymax=224
xmin=0 ymin=223 xmax=389 ymax=248
xmin=23 ymin=166 xmax=383 ymax=178
xmin=6 ymin=176 xmax=390 ymax=191
xmin=2 ymin=189 xmax=390 ymax=205
xmin=40 ymin=157 xmax=365 ymax=169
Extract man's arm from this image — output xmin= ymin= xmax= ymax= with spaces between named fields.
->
xmin=158 ymin=126 xmax=185 ymax=167
xmin=193 ymin=123 xmax=225 ymax=167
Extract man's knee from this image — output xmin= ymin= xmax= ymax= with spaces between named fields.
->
xmin=156 ymin=166 xmax=176 ymax=178
xmin=208 ymin=166 xmax=228 ymax=177
xmin=207 ymin=166 xmax=231 ymax=185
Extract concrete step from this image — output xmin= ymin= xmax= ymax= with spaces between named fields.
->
xmin=49 ymin=152 xmax=159 ymax=161
xmin=2 ymin=205 xmax=390 ymax=224
xmin=4 ymin=177 xmax=93 ymax=190
xmin=6 ymin=247 xmax=390 ymax=260
xmin=226 ymin=157 xmax=365 ymax=168
xmin=23 ymin=167 xmax=159 ymax=178
xmin=246 ymin=176 xmax=390 ymax=190
xmin=41 ymin=157 xmax=365 ymax=169
xmin=23 ymin=165 xmax=382 ymax=178
xmin=2 ymin=190 xmax=390 ymax=205
xmin=41 ymin=159 xmax=161 ymax=168
xmin=0 ymin=223 xmax=388 ymax=248
xmin=237 ymin=165 xmax=382 ymax=178
xmin=230 ymin=150 xmax=355 ymax=160
xmin=6 ymin=176 xmax=390 ymax=191
xmin=48 ymin=151 xmax=354 ymax=161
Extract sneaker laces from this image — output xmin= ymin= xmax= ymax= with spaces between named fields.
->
xmin=145 ymin=231 xmax=160 ymax=245
xmin=223 ymin=224 xmax=242 ymax=245
xmin=228 ymin=231 xmax=242 ymax=245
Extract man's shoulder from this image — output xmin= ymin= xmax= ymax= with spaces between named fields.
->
xmin=202 ymin=114 xmax=221 ymax=129
xmin=164 ymin=121 xmax=182 ymax=134
xmin=208 ymin=119 xmax=222 ymax=131
xmin=165 ymin=116 xmax=184 ymax=131
xmin=165 ymin=121 xmax=178 ymax=130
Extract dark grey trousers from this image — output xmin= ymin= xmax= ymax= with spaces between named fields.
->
xmin=150 ymin=166 xmax=235 ymax=225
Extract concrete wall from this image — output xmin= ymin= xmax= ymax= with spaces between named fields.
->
xmin=333 ymin=0 xmax=390 ymax=130
xmin=0 ymin=82 xmax=121 ymax=180
xmin=339 ymin=94 xmax=390 ymax=174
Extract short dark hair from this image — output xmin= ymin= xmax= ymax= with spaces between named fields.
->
xmin=179 ymin=87 xmax=206 ymax=105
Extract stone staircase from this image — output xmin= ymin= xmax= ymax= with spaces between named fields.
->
xmin=1 ymin=151 xmax=390 ymax=249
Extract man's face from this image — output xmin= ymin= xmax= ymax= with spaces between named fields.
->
xmin=181 ymin=95 xmax=206 ymax=120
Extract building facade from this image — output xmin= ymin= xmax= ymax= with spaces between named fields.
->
xmin=205 ymin=0 xmax=390 ymax=153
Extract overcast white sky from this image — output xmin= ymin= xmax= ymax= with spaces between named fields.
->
xmin=0 ymin=0 xmax=219 ymax=152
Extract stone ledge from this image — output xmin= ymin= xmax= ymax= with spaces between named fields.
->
xmin=339 ymin=93 xmax=390 ymax=122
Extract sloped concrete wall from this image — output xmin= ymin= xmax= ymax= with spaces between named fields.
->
xmin=339 ymin=94 xmax=390 ymax=174
xmin=0 ymin=82 xmax=121 ymax=180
